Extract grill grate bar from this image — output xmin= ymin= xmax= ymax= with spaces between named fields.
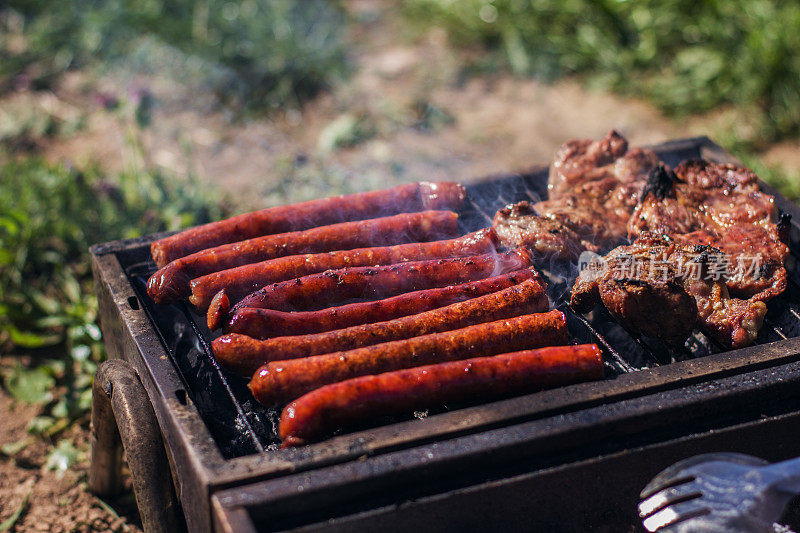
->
xmin=470 ymin=203 xmax=495 ymax=227
xmin=702 ymin=333 xmax=727 ymax=353
xmin=525 ymin=189 xmax=541 ymax=203
xmin=627 ymin=332 xmax=666 ymax=368
xmin=178 ymin=303 xmax=266 ymax=453
xmin=764 ymin=317 xmax=788 ymax=340
xmin=692 ymin=331 xmax=718 ymax=355
xmin=561 ymin=306 xmax=636 ymax=374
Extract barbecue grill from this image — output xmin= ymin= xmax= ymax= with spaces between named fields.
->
xmin=89 ymin=137 xmax=800 ymax=532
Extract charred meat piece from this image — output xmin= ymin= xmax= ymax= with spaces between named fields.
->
xmin=493 ymin=201 xmax=589 ymax=261
xmin=493 ymin=131 xmax=659 ymax=260
xmin=570 ymin=234 xmax=698 ymax=345
xmin=535 ymin=176 xmax=648 ymax=252
xmin=548 ymin=129 xmax=660 ymax=201
xmin=629 ymin=160 xmax=788 ymax=302
xmin=671 ymin=224 xmax=788 ymax=303
xmin=571 ymin=232 xmax=766 ymax=348
xmin=629 ymin=160 xmax=773 ymax=236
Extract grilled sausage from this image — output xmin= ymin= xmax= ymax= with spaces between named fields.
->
xmin=151 ymin=181 xmax=466 ymax=267
xmin=251 ymin=310 xmax=569 ymax=405
xmin=190 ymin=228 xmax=499 ymax=313
xmin=212 ymin=277 xmax=549 ymax=375
xmin=226 ymin=269 xmax=540 ymax=337
xmin=231 ymin=248 xmax=533 ymax=315
xmin=147 ymin=211 xmax=459 ymax=304
xmin=279 ymin=344 xmax=604 ymax=446
xmin=206 ymin=289 xmax=231 ymax=331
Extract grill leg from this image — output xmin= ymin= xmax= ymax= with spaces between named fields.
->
xmin=89 ymin=359 xmax=184 ymax=533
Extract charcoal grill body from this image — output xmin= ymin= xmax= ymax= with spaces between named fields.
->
xmin=90 ymin=137 xmax=800 ymax=532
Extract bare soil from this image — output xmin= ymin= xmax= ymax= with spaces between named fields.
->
xmin=0 ymin=387 xmax=141 ymax=532
xmin=36 ymin=3 xmax=694 ymax=205
xmin=26 ymin=3 xmax=800 ymax=206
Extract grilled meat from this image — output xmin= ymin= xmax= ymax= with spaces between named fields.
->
xmin=500 ymin=134 xmax=783 ymax=348
xmin=548 ymin=130 xmax=629 ymax=197
xmin=571 ymin=232 xmax=766 ymax=348
xmin=629 ymin=160 xmax=789 ymax=302
xmin=278 ymin=343 xmax=601 ymax=447
xmin=493 ymin=130 xmax=659 ymax=260
xmin=493 ymin=201 xmax=590 ymax=261
xmin=150 ymin=181 xmax=466 ymax=267
xmin=570 ymin=250 xmax=697 ymax=346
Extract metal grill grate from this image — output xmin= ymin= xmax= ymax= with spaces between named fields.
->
xmin=117 ymin=141 xmax=800 ymax=458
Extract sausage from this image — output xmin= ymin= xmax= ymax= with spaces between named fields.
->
xmin=226 ymin=268 xmax=540 ymax=337
xmin=212 ymin=277 xmax=549 ymax=375
xmin=251 ymin=310 xmax=569 ymax=405
xmin=190 ymin=228 xmax=499 ymax=313
xmin=231 ymin=248 xmax=533 ymax=315
xmin=147 ymin=210 xmax=459 ymax=304
xmin=151 ymin=181 xmax=466 ymax=267
xmin=279 ymin=344 xmax=603 ymax=446
xmin=206 ymin=290 xmax=231 ymax=331
xmin=151 ymin=182 xmax=466 ymax=267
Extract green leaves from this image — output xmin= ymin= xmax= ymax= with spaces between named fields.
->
xmin=44 ymin=439 xmax=81 ymax=476
xmin=0 ymin=152 xmax=224 ymax=460
xmin=3 ymin=364 xmax=56 ymax=405
xmin=317 ymin=113 xmax=375 ymax=152
xmin=405 ymin=0 xmax=800 ymax=147
xmin=1 ymin=0 xmax=348 ymax=113
xmin=5 ymin=326 xmax=61 ymax=348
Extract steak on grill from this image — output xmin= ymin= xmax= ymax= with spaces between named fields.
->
xmin=628 ymin=160 xmax=789 ymax=302
xmin=571 ymin=232 xmax=767 ymax=348
xmin=493 ymin=130 xmax=660 ymax=260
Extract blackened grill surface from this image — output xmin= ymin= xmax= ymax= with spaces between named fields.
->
xmin=112 ymin=139 xmax=800 ymax=459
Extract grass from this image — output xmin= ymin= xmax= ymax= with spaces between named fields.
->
xmin=404 ymin=0 xmax=800 ymax=149
xmin=0 ymin=0 xmax=349 ymax=112
xmin=0 ymin=0 xmax=348 ymax=437
xmin=742 ymin=159 xmax=800 ymax=203
xmin=0 ymin=144 xmax=227 ymax=440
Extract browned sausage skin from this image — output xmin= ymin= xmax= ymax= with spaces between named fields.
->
xmin=251 ymin=310 xmax=569 ymax=405
xmin=206 ymin=290 xmax=231 ymax=331
xmin=190 ymin=228 xmax=499 ymax=313
xmin=230 ymin=248 xmax=533 ymax=315
xmin=151 ymin=181 xmax=466 ymax=267
xmin=147 ymin=210 xmax=459 ymax=304
xmin=212 ymin=277 xmax=549 ymax=376
xmin=225 ymin=268 xmax=540 ymax=337
xmin=279 ymin=344 xmax=603 ymax=446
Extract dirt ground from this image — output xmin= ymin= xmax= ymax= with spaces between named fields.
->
xmin=2 ymin=2 xmax=800 ymax=531
xmin=0 ymin=387 xmax=142 ymax=532
xmin=28 ymin=3 xmax=696 ymax=205
xmin=18 ymin=1 xmax=800 ymax=202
